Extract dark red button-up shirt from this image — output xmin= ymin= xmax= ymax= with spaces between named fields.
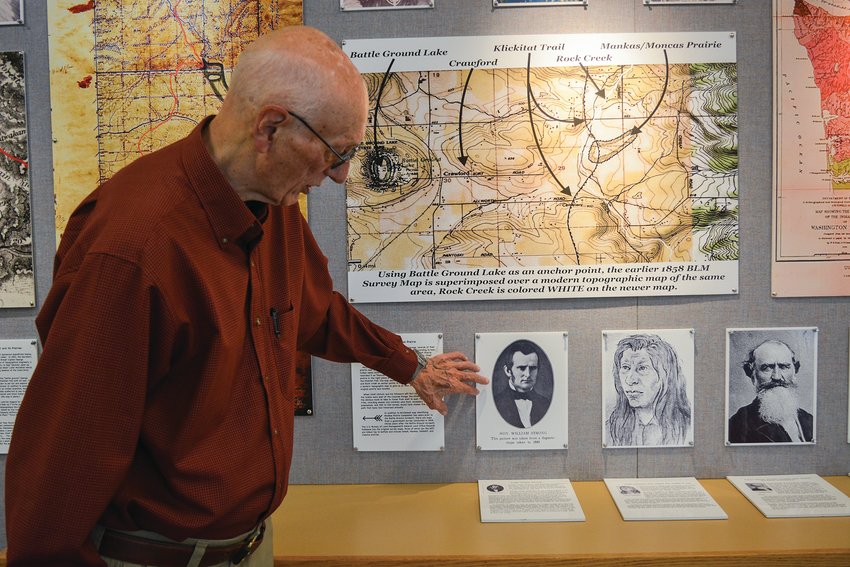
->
xmin=6 ymin=117 xmax=417 ymax=565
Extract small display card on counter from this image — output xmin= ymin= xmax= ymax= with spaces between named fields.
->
xmin=478 ymin=479 xmax=585 ymax=523
xmin=603 ymin=477 xmax=728 ymax=521
xmin=727 ymin=474 xmax=850 ymax=518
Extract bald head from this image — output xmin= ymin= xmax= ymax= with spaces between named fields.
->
xmin=226 ymin=26 xmax=368 ymax=128
xmin=206 ymin=25 xmax=369 ymax=204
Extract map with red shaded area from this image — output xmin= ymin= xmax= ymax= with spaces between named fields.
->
xmin=793 ymin=0 xmax=850 ymax=187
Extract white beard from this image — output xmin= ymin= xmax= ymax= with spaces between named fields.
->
xmin=757 ymin=386 xmax=800 ymax=425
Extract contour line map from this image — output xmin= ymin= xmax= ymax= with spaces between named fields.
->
xmin=48 ymin=0 xmax=301 ymax=239
xmin=346 ymin=53 xmax=739 ymax=272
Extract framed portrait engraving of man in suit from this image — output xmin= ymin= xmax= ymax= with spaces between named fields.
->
xmin=476 ymin=332 xmax=568 ymax=451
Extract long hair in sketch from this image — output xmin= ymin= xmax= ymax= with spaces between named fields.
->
xmin=606 ymin=333 xmax=691 ymax=446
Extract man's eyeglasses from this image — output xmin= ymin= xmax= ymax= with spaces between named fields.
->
xmin=288 ymin=110 xmax=359 ymax=169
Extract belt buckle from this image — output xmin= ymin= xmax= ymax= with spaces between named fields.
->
xmin=230 ymin=523 xmax=265 ymax=565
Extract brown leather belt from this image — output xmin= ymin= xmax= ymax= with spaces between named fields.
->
xmin=99 ymin=523 xmax=264 ymax=566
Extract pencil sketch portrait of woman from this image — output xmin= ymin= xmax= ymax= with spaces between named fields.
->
xmin=603 ymin=331 xmax=694 ymax=448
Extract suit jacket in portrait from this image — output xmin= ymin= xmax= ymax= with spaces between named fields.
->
xmin=728 ymin=398 xmax=814 ymax=443
xmin=493 ymin=387 xmax=551 ymax=429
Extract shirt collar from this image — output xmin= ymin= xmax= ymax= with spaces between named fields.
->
xmin=181 ymin=115 xmax=264 ymax=249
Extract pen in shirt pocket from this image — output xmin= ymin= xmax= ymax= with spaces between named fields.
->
xmin=270 ymin=308 xmax=281 ymax=338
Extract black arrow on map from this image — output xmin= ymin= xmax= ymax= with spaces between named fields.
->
xmin=526 ymin=53 xmax=571 ymax=196
xmin=529 ymin=86 xmax=586 ymax=127
xmin=458 ymin=69 xmax=474 ymax=166
xmin=578 ymin=61 xmax=605 ymax=99
xmin=372 ymin=59 xmax=396 ymax=145
xmin=629 ymin=49 xmax=670 ymax=135
xmin=203 ymin=59 xmax=229 ymax=102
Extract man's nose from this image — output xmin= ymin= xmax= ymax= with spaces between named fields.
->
xmin=326 ymin=161 xmax=351 ymax=184
xmin=766 ymin=364 xmax=781 ymax=379
xmin=624 ymin=371 xmax=639 ymax=385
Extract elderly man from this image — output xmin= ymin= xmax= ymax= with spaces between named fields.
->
xmin=728 ymin=339 xmax=813 ymax=444
xmin=6 ymin=26 xmax=487 ymax=566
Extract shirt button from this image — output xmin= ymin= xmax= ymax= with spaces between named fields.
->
xmin=221 ymin=237 xmax=229 ymax=244
xmin=273 ymin=428 xmax=279 ymax=436
xmin=255 ymin=317 xmax=262 ymax=326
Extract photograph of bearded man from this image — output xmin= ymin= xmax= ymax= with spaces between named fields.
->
xmin=726 ymin=328 xmax=817 ymax=445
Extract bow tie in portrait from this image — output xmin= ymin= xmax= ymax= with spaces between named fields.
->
xmin=510 ymin=389 xmax=531 ymax=400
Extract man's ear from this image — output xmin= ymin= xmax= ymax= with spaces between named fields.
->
xmin=253 ymin=106 xmax=288 ymax=153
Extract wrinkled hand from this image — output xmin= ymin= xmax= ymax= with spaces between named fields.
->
xmin=409 ymin=351 xmax=489 ymax=416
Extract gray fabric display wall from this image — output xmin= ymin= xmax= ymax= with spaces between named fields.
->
xmin=294 ymin=0 xmax=849 ymax=483
xmin=0 ymin=0 xmax=848 ymax=549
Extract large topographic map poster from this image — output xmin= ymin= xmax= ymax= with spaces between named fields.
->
xmin=344 ymin=32 xmax=738 ymax=303
xmin=773 ymin=0 xmax=850 ymax=297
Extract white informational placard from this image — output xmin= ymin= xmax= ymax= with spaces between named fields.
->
xmin=727 ymin=474 xmax=850 ymax=518
xmin=478 ymin=479 xmax=585 ymax=522
xmin=351 ymin=333 xmax=444 ymax=451
xmin=603 ymin=477 xmax=727 ymax=521
xmin=475 ymin=332 xmax=568 ymax=451
xmin=0 ymin=338 xmax=37 ymax=453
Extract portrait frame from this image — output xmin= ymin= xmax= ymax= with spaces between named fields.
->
xmin=475 ymin=331 xmax=568 ymax=451
xmin=340 ymin=0 xmax=434 ymax=10
xmin=601 ymin=329 xmax=695 ymax=449
xmin=0 ymin=0 xmax=22 ymax=26
xmin=644 ymin=0 xmax=736 ymax=5
xmin=725 ymin=327 xmax=818 ymax=446
xmin=493 ymin=0 xmax=587 ymax=7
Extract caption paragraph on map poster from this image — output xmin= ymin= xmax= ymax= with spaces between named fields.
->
xmin=350 ymin=261 xmax=737 ymax=303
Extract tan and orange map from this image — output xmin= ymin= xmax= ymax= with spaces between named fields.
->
xmin=47 ymin=0 xmax=302 ymax=239
xmin=773 ymin=0 xmax=850 ymax=296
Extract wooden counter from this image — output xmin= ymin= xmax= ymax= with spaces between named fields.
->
xmin=271 ymin=476 xmax=850 ymax=566
xmin=2 ymin=477 xmax=848 ymax=566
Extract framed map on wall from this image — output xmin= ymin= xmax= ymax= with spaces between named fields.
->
xmin=772 ymin=0 xmax=850 ymax=297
